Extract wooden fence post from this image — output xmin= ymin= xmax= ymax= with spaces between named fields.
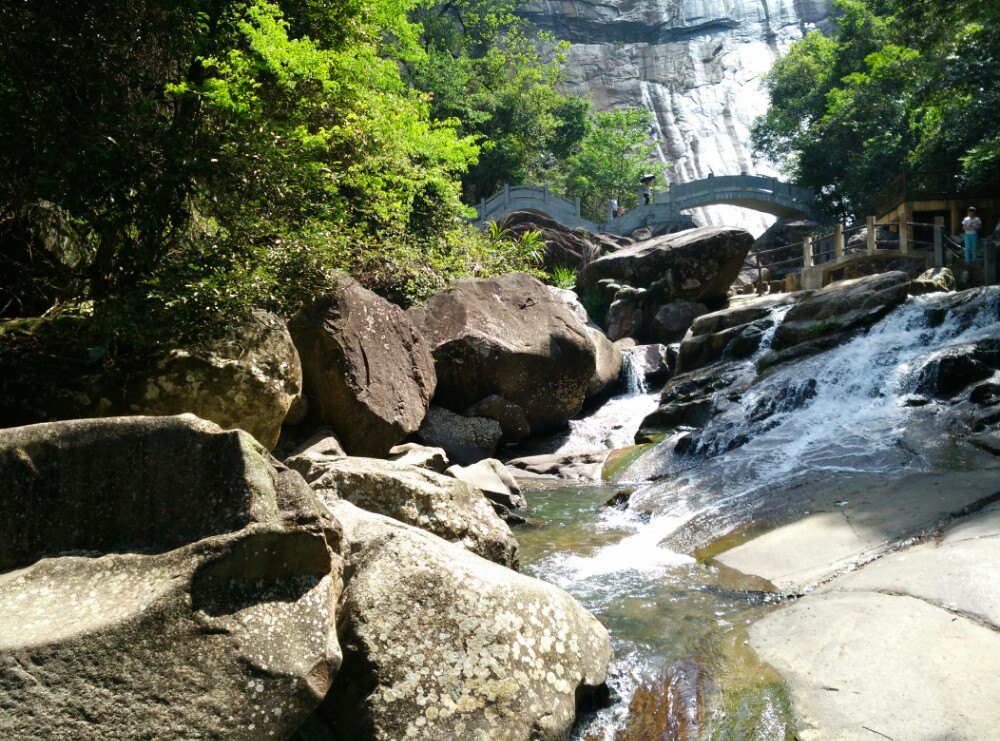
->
xmin=867 ymin=216 xmax=877 ymax=255
xmin=834 ymin=224 xmax=844 ymax=260
xmin=899 ymin=219 xmax=909 ymax=254
xmin=803 ymin=236 xmax=814 ymax=269
xmin=934 ymin=216 xmax=944 ymax=268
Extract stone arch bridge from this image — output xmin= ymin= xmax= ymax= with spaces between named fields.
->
xmin=475 ymin=174 xmax=819 ymax=235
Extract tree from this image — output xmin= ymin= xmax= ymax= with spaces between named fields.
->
xmin=752 ymin=0 xmax=1000 ymax=219
xmin=565 ymin=108 xmax=666 ymax=222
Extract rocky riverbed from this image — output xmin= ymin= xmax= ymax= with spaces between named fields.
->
xmin=1 ymin=221 xmax=998 ymax=738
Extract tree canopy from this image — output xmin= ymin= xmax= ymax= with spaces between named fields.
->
xmin=752 ymin=0 xmax=1000 ymax=219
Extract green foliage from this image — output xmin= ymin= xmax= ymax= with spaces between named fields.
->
xmin=407 ymin=0 xmax=592 ymax=203
xmin=579 ymin=288 xmax=611 ymax=326
xmin=565 ymin=108 xmax=667 ymax=222
xmin=753 ymin=0 xmax=1000 ymax=219
xmin=546 ymin=266 xmax=578 ymax=290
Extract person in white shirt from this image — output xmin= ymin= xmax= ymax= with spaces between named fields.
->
xmin=962 ymin=206 xmax=982 ymax=261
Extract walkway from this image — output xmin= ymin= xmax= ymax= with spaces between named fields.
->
xmin=475 ymin=174 xmax=819 ymax=235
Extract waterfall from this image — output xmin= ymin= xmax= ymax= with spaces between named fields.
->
xmin=554 ymin=348 xmax=660 ymax=454
xmin=522 ymin=0 xmax=835 ymax=235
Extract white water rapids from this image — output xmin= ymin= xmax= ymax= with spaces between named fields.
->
xmin=519 ymin=287 xmax=999 ymax=737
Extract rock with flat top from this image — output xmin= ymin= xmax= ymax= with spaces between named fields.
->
xmin=387 ymin=443 xmax=449 ymax=473
xmin=446 ymin=459 xmax=526 ymax=511
xmin=0 ymin=415 xmax=342 ymax=739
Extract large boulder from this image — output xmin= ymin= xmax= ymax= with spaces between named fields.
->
xmin=578 ymin=227 xmax=755 ymax=305
xmin=134 ymin=310 xmax=302 ymax=450
xmin=311 ymin=501 xmax=612 ymax=740
xmin=417 ymin=405 xmax=503 ymax=464
xmin=289 ymin=277 xmax=436 ymax=457
xmin=0 ymin=311 xmax=302 ymax=450
xmin=300 ymin=455 xmax=518 ymax=568
xmin=0 ymin=415 xmax=342 ymax=738
xmin=464 ymin=395 xmax=531 ymax=445
xmin=409 ymin=274 xmax=597 ymax=433
xmin=548 ymin=286 xmax=622 ymax=398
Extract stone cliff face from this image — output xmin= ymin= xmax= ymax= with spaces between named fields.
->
xmin=522 ymin=0 xmax=833 ymax=234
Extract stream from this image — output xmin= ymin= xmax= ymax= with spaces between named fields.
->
xmin=515 ymin=288 xmax=1000 ymax=738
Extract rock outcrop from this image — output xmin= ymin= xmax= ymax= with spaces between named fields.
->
xmin=0 ymin=415 xmax=341 ymax=738
xmin=387 ymin=442 xmax=450 ymax=473
xmin=580 ymin=228 xmax=754 ymax=306
xmin=409 ymin=274 xmax=597 ymax=434
xmin=301 ymin=455 xmax=518 ymax=568
xmin=650 ymin=301 xmax=709 ymax=344
xmin=446 ymin=458 xmax=527 ymax=513
xmin=310 ymin=501 xmax=612 ymax=740
xmin=909 ymin=267 xmax=956 ymax=295
xmin=549 ymin=285 xmax=623 ymax=398
xmin=502 ymin=210 xmax=621 ymax=270
xmin=289 ymin=277 xmax=436 ymax=457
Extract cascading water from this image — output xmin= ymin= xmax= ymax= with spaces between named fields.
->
xmin=553 ymin=348 xmax=661 ymax=454
xmin=517 ymin=288 xmax=1000 ymax=738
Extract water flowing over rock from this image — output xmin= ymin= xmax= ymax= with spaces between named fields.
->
xmin=409 ymin=274 xmax=597 ymax=433
xmin=521 ymin=0 xmax=833 ymax=235
xmin=289 ymin=277 xmax=436 ymax=457
xmin=296 ymin=455 xmax=518 ymax=568
xmin=310 ymin=501 xmax=612 ymax=741
xmin=0 ymin=414 xmax=342 ymax=739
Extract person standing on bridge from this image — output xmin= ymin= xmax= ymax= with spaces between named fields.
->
xmin=962 ymin=206 xmax=982 ymax=261
xmin=609 ymin=197 xmax=618 ymax=220
xmin=640 ymin=174 xmax=655 ymax=205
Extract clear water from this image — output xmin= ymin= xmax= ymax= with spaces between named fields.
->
xmin=516 ymin=288 xmax=1000 ymax=737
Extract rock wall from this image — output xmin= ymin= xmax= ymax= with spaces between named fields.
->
xmin=522 ymin=0 xmax=833 ymax=235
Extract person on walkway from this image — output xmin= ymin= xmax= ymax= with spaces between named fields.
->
xmin=609 ymin=198 xmax=618 ymax=220
xmin=962 ymin=206 xmax=982 ymax=261
xmin=640 ymin=174 xmax=655 ymax=206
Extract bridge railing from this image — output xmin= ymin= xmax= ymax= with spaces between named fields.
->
xmin=477 ymin=184 xmax=581 ymax=222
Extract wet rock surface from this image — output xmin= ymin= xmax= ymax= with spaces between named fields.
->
xmin=410 ymin=274 xmax=597 ymax=433
xmin=289 ymin=276 xmax=436 ymax=457
xmin=313 ymin=501 xmax=612 ymax=741
xmin=0 ymin=415 xmax=342 ymax=739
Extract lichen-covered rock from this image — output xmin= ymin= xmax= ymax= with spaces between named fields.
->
xmin=0 ymin=415 xmax=342 ymax=738
xmin=289 ymin=277 xmax=436 ymax=457
xmin=131 ymin=310 xmax=301 ymax=450
xmin=313 ymin=501 xmax=612 ymax=741
xmin=417 ymin=405 xmax=503 ymax=464
xmin=388 ymin=442 xmax=450 ymax=473
xmin=446 ymin=459 xmax=527 ymax=512
xmin=578 ymin=227 xmax=755 ymax=305
xmin=409 ymin=274 xmax=597 ymax=434
xmin=303 ymin=455 xmax=517 ymax=568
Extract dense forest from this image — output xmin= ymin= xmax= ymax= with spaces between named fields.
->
xmin=753 ymin=0 xmax=1000 ymax=219
xmin=0 ymin=0 xmax=658 ymax=352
